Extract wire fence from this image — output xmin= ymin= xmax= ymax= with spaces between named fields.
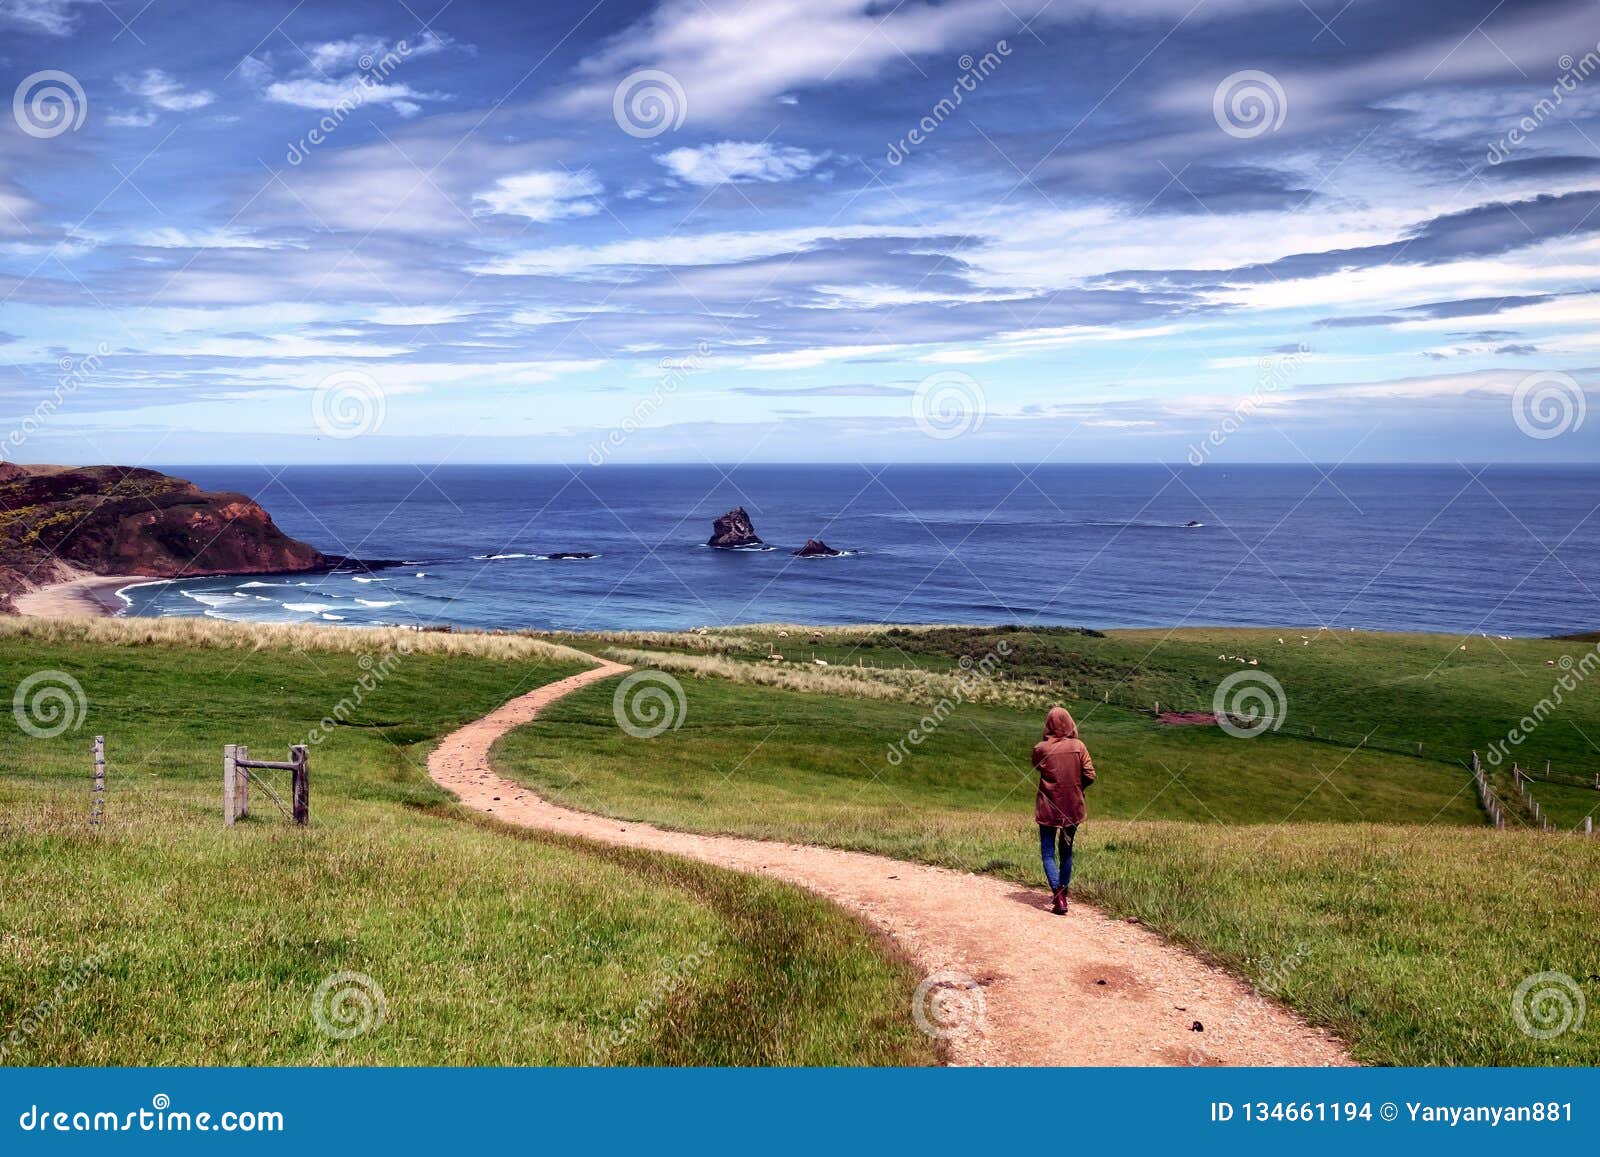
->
xmin=1471 ymin=751 xmax=1597 ymax=836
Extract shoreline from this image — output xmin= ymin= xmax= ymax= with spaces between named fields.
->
xmin=3 ymin=574 xmax=1582 ymax=641
xmin=12 ymin=575 xmax=146 ymax=619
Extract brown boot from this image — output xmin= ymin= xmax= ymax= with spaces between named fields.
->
xmin=1051 ymin=887 xmax=1068 ymax=915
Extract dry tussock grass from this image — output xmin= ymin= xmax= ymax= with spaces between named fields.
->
xmin=547 ymin=623 xmax=948 ymax=655
xmin=599 ymin=645 xmax=1052 ymax=708
xmin=0 ymin=615 xmax=594 ymax=665
xmin=543 ymin=629 xmax=761 ymax=654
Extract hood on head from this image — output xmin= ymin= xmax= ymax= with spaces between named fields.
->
xmin=1043 ymin=706 xmax=1077 ymax=739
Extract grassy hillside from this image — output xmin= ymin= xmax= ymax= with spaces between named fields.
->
xmin=499 ymin=625 xmax=1600 ymax=1066
xmin=505 ymin=675 xmax=1483 ymax=832
xmin=0 ymin=619 xmax=933 ymax=1066
xmin=558 ymin=624 xmax=1600 ymax=784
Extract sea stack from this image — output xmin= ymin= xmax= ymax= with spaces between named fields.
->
xmin=793 ymin=538 xmax=842 ymax=557
xmin=707 ymin=507 xmax=763 ymax=549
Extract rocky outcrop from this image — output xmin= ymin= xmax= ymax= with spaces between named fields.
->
xmin=707 ymin=507 xmax=763 ymax=549
xmin=0 ymin=464 xmax=339 ymax=609
xmin=793 ymin=538 xmax=842 ymax=557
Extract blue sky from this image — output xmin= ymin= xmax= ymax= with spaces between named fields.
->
xmin=1 ymin=0 xmax=1597 ymax=464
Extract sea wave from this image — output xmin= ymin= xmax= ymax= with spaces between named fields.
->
xmin=181 ymin=591 xmax=244 ymax=608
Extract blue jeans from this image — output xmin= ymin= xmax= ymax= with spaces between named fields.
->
xmin=1039 ymin=824 xmax=1077 ymax=891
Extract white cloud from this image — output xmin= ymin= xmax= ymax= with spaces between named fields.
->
xmin=254 ymin=134 xmax=564 ymax=235
xmin=262 ymin=77 xmax=434 ymax=118
xmin=132 ymin=227 xmax=292 ymax=251
xmin=0 ymin=183 xmax=36 ymax=235
xmin=656 ymin=141 xmax=824 ymax=186
xmin=565 ymin=0 xmax=1282 ymax=120
xmin=245 ymin=35 xmax=454 ymax=119
xmin=509 ymin=306 xmax=621 ymax=326
xmin=564 ymin=0 xmax=1022 ymax=119
xmin=741 ymin=343 xmax=910 ymax=370
xmin=0 ymin=0 xmax=92 ymax=35
xmin=117 ymin=69 xmax=216 ymax=112
xmin=106 ymin=110 xmax=159 ymax=128
xmin=369 ymin=305 xmax=472 ymax=326
xmin=472 ymin=223 xmax=937 ymax=276
xmin=473 ymin=170 xmax=604 ymax=222
xmin=141 ymin=335 xmax=412 ymax=360
xmin=304 ymin=31 xmax=453 ymax=72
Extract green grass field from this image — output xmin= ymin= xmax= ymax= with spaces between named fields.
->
xmin=0 ymin=620 xmax=933 ymax=1067
xmin=500 ymin=625 xmax=1600 ymax=1066
xmin=7 ymin=618 xmax=1598 ymax=1068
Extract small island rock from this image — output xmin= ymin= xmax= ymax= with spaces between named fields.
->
xmin=793 ymin=538 xmax=843 ymax=557
xmin=707 ymin=507 xmax=763 ymax=549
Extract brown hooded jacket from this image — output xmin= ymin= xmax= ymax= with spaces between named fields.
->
xmin=1033 ymin=706 xmax=1096 ymax=827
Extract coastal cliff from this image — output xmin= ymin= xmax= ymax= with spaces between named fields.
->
xmin=0 ymin=464 xmax=332 ymax=611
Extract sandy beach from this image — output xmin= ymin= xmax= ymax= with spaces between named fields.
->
xmin=12 ymin=574 xmax=146 ymax=619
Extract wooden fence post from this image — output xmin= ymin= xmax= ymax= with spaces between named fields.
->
xmin=90 ymin=735 xmax=104 ymax=830
xmin=291 ymin=745 xmax=309 ymax=826
xmin=1585 ymin=816 xmax=1593 ymax=836
xmin=223 ymin=744 xmax=237 ymax=827
xmin=236 ymin=744 xmax=250 ymax=821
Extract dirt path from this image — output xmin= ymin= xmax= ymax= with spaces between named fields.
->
xmin=428 ymin=659 xmax=1352 ymax=1067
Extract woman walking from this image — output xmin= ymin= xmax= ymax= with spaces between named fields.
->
xmin=1033 ymin=706 xmax=1096 ymax=915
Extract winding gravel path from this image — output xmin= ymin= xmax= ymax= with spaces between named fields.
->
xmin=427 ymin=658 xmax=1351 ymax=1068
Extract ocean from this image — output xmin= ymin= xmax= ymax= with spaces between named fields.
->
xmin=118 ymin=464 xmax=1600 ymax=637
